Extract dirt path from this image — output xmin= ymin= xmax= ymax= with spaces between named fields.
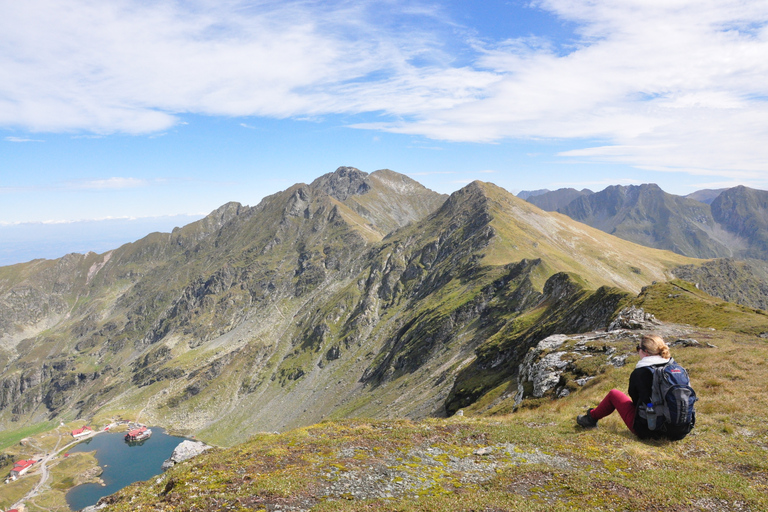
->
xmin=11 ymin=427 xmax=105 ymax=510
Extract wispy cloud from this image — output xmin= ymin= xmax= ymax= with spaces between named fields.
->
xmin=5 ymin=136 xmax=43 ymax=142
xmin=360 ymin=1 xmax=768 ymax=182
xmin=1 ymin=177 xmax=164 ymax=193
xmin=0 ymin=0 xmax=454 ymax=133
xmin=72 ymin=177 xmax=148 ymax=190
xmin=0 ymin=213 xmax=205 ymax=227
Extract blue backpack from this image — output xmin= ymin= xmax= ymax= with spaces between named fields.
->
xmin=639 ymin=359 xmax=697 ymax=438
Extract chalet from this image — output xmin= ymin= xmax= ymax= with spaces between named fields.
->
xmin=71 ymin=426 xmax=93 ymax=439
xmin=9 ymin=459 xmax=36 ymax=479
xmin=125 ymin=425 xmax=152 ymax=442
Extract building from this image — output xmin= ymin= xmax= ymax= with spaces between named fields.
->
xmin=71 ymin=426 xmax=93 ymax=439
xmin=9 ymin=459 xmax=36 ymax=479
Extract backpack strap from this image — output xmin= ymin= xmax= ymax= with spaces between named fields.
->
xmin=647 ymin=360 xmax=672 ymax=420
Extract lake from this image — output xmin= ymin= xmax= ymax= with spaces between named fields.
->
xmin=65 ymin=427 xmax=186 ymax=511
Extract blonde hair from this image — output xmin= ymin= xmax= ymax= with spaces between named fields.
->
xmin=640 ymin=334 xmax=671 ymax=359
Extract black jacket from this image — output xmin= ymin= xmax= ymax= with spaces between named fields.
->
xmin=628 ymin=364 xmax=663 ymax=439
xmin=628 ymin=362 xmax=693 ymax=440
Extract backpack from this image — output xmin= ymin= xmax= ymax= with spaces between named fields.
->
xmin=638 ymin=358 xmax=698 ymax=438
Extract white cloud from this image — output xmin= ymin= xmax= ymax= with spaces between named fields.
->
xmin=364 ymin=1 xmax=768 ymax=181
xmin=0 ymin=0 xmax=454 ymax=133
xmin=0 ymin=213 xmax=204 ymax=226
xmin=2 ymin=0 xmax=768 ymax=185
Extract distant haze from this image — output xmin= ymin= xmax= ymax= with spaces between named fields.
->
xmin=0 ymin=215 xmax=204 ymax=266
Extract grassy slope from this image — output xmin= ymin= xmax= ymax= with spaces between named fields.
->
xmin=95 ymin=329 xmax=768 ymax=512
xmin=479 ymin=181 xmax=696 ymax=293
xmin=9 ymin=179 xmax=768 ymax=509
xmin=82 ymin=284 xmax=768 ymax=511
xmin=2 ymin=180 xmax=701 ymax=444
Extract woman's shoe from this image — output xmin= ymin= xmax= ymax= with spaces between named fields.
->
xmin=577 ymin=409 xmax=598 ymax=428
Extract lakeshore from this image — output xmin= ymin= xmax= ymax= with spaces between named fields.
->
xmin=65 ymin=427 xmax=185 ymax=511
xmin=2 ymin=421 xmax=185 ymax=512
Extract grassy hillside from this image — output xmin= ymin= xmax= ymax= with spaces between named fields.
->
xmin=93 ymin=324 xmax=768 ymax=511
xmin=4 ymin=281 xmax=768 ymax=510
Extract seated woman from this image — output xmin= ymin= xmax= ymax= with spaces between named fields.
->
xmin=576 ymin=334 xmax=692 ymax=440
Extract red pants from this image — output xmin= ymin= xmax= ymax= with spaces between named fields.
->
xmin=591 ymin=389 xmax=636 ymax=434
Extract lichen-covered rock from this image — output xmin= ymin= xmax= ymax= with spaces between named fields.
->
xmin=514 ymin=331 xmax=638 ymax=408
xmin=514 ymin=334 xmax=570 ymax=407
xmin=513 ymin=323 xmax=704 ymax=409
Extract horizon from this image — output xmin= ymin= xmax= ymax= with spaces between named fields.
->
xmin=0 ymin=173 xmax=757 ymax=267
xmin=3 ymin=1 xmax=768 ymax=264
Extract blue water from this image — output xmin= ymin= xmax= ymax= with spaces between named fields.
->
xmin=65 ymin=427 xmax=186 ymax=511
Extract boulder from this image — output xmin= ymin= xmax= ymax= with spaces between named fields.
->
xmin=162 ymin=440 xmax=212 ymax=470
xmin=514 ymin=334 xmax=570 ymax=407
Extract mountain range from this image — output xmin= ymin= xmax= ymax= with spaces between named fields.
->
xmin=2 ymin=167 xmax=768 ymax=448
xmin=522 ymin=183 xmax=768 ymax=261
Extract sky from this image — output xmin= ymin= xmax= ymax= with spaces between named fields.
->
xmin=2 ymin=0 xmax=768 ymax=265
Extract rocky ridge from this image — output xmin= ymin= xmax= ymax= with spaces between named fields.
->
xmin=0 ymin=167 xmax=754 ymax=448
xmin=525 ymin=183 xmax=768 ymax=264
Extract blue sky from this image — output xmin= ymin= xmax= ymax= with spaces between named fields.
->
xmin=2 ymin=0 xmax=768 ymax=265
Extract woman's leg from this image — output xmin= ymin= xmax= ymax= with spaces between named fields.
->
xmin=590 ymin=389 xmax=636 ymax=433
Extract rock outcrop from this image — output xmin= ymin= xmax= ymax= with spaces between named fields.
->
xmin=513 ymin=320 xmax=715 ymax=409
xmin=607 ymin=306 xmax=659 ymax=330
xmin=162 ymin=440 xmax=212 ymax=470
xmin=514 ymin=332 xmax=631 ymax=407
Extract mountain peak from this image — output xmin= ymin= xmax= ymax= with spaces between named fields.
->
xmin=310 ymin=166 xmax=371 ymax=201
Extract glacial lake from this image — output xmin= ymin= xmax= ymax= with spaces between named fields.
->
xmin=65 ymin=427 xmax=186 ymax=511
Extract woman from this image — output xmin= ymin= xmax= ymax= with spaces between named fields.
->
xmin=576 ymin=334 xmax=692 ymax=440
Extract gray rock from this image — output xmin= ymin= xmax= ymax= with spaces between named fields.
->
xmin=514 ymin=334 xmax=570 ymax=407
xmin=608 ymin=306 xmax=659 ymax=330
xmin=608 ymin=354 xmax=628 ymax=367
xmin=162 ymin=440 xmax=212 ymax=470
xmin=80 ymin=504 xmax=107 ymax=512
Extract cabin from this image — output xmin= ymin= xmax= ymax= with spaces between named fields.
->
xmin=71 ymin=426 xmax=93 ymax=439
xmin=9 ymin=459 xmax=36 ymax=479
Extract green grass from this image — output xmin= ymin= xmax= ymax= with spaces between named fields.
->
xmin=82 ymin=325 xmax=768 ymax=512
xmin=0 ymin=420 xmax=56 ymax=450
xmin=0 ymin=472 xmax=40 ymax=510
xmin=634 ymin=279 xmax=768 ymax=334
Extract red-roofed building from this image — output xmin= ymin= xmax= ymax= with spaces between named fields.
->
xmin=71 ymin=426 xmax=93 ymax=438
xmin=10 ymin=459 xmax=36 ymax=479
